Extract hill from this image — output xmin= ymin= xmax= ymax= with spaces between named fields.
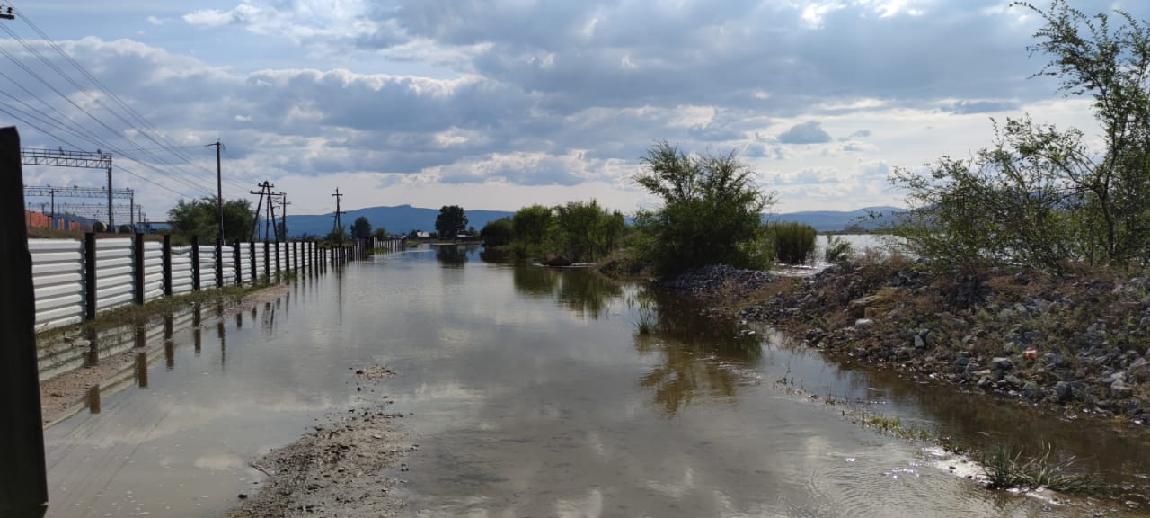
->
xmin=285 ymin=204 xmax=907 ymax=237
xmin=285 ymin=204 xmax=514 ymax=238
xmin=763 ymin=206 xmax=905 ymax=232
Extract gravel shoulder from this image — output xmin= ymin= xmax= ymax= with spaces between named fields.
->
xmin=229 ymin=368 xmax=409 ymax=518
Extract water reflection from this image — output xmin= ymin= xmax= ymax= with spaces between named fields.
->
xmin=634 ymin=290 xmax=763 ymax=416
xmin=556 ymin=270 xmax=622 ymax=319
xmin=512 ymin=265 xmax=558 ymax=297
xmin=435 ymin=245 xmax=469 ymax=266
xmin=479 ymin=247 xmax=511 ymax=263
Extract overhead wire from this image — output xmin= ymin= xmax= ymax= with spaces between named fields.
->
xmin=13 ymin=9 xmax=255 ymax=195
xmin=0 ymin=11 xmax=259 ymax=204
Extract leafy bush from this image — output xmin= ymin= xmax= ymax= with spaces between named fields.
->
xmin=824 ymin=235 xmax=854 ymax=264
xmin=550 ymin=201 xmax=625 ymax=262
xmin=480 ymin=218 xmax=514 ymax=247
xmin=634 ymin=142 xmax=774 ymax=275
xmin=769 ymin=222 xmax=817 ymax=264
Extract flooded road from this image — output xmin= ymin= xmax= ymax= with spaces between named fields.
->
xmin=44 ymin=246 xmax=1150 ymax=517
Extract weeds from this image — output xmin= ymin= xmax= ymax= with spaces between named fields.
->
xmin=980 ymin=444 xmax=1099 ymax=494
xmin=626 ymin=296 xmax=659 ymax=335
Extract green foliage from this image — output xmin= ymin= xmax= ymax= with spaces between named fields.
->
xmin=480 ymin=218 xmax=514 ymax=247
xmin=550 ymin=201 xmax=625 ymax=262
xmin=350 ymin=216 xmax=372 ymax=239
xmin=980 ymin=444 xmax=1097 ymax=493
xmin=769 ymin=222 xmax=817 ymax=264
xmin=325 ymin=227 xmax=347 ymax=244
xmin=510 ymin=205 xmax=554 ymax=258
xmin=895 ymin=2 xmax=1150 ymax=271
xmin=435 ymin=205 xmax=468 ymax=239
xmin=824 ymin=235 xmax=854 ymax=264
xmin=372 ymin=227 xmax=389 ymax=240
xmin=168 ymin=197 xmax=256 ymax=243
xmin=633 ymin=142 xmax=774 ymax=275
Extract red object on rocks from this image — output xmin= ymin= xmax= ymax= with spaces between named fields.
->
xmin=1023 ymin=348 xmax=1038 ymax=361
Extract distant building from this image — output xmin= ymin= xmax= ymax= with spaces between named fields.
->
xmin=416 ymin=231 xmax=431 ymax=239
xmin=25 ymin=210 xmax=83 ymax=231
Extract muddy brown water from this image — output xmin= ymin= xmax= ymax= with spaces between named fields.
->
xmin=43 ymin=245 xmax=1150 ymax=517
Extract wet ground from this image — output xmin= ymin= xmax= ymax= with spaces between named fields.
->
xmin=43 ymin=245 xmax=1150 ymax=517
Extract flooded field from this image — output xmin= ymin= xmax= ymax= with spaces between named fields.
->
xmin=44 ymin=245 xmax=1150 ymax=517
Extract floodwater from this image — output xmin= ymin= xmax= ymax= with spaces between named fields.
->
xmin=43 ymin=245 xmax=1150 ymax=517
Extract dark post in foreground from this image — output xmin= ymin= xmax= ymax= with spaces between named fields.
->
xmin=0 ymin=127 xmax=50 ymax=517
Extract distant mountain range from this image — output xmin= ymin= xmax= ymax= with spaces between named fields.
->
xmin=764 ymin=206 xmax=906 ymax=232
xmin=284 ymin=204 xmax=906 ymax=237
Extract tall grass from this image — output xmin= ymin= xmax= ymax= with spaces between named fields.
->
xmin=770 ymin=222 xmax=817 ymax=264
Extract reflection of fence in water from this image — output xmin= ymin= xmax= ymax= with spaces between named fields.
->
xmin=37 ymin=307 xmax=196 ymax=381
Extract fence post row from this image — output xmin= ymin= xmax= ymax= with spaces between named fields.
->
xmin=233 ymin=240 xmax=242 ymax=286
xmin=191 ymin=236 xmax=200 ymax=291
xmin=133 ymin=233 xmax=145 ymax=305
xmin=162 ymin=234 xmax=173 ymax=297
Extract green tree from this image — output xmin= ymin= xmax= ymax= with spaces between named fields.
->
xmin=435 ymin=205 xmax=468 ymax=239
xmin=169 ymin=197 xmax=257 ymax=243
xmin=512 ymin=205 xmax=554 ymax=247
xmin=480 ymin=218 xmax=514 ymax=246
xmin=551 ymin=200 xmax=625 ymax=262
xmin=892 ymin=1 xmax=1150 ymax=270
xmin=373 ymin=227 xmax=389 ymax=240
xmin=351 ymin=216 xmax=372 ymax=239
xmin=634 ymin=142 xmax=773 ymax=274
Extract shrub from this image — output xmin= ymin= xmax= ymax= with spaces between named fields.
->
xmin=480 ymin=218 xmax=514 ymax=247
xmin=550 ymin=201 xmax=625 ymax=262
xmin=634 ymin=142 xmax=774 ymax=275
xmin=824 ymin=235 xmax=854 ymax=264
xmin=769 ymin=222 xmax=817 ymax=264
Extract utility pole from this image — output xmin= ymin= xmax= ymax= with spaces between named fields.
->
xmin=208 ymin=140 xmax=224 ymax=284
xmin=277 ymin=193 xmax=290 ymax=239
xmin=48 ymin=188 xmax=54 ymax=230
xmin=331 ymin=188 xmax=343 ymax=240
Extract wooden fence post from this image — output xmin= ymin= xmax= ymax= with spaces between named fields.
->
xmin=233 ymin=240 xmax=242 ymax=286
xmin=249 ymin=241 xmax=256 ymax=284
xmin=0 ymin=126 xmax=49 ymax=517
xmin=133 ymin=232 xmax=145 ymax=305
xmin=190 ymin=236 xmax=200 ymax=291
xmin=83 ymin=232 xmax=96 ymax=320
xmin=162 ymin=234 xmax=172 ymax=297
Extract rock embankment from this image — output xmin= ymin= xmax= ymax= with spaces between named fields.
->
xmin=659 ymin=264 xmax=775 ymax=299
xmin=667 ymin=260 xmax=1150 ymax=424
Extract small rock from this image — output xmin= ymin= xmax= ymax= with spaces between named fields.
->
xmin=991 ymin=357 xmax=1014 ymax=372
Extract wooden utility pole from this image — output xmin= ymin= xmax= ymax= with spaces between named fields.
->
xmin=331 ymin=188 xmax=343 ymax=239
xmin=208 ymin=140 xmax=224 ymax=287
xmin=0 ymin=127 xmax=50 ymax=517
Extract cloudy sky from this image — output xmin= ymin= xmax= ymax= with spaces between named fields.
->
xmin=3 ymin=0 xmax=1141 ymax=218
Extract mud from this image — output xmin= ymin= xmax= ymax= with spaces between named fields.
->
xmin=230 ymin=368 xmax=408 ymax=518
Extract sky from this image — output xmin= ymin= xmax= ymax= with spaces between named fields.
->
xmin=2 ymin=0 xmax=1143 ymax=218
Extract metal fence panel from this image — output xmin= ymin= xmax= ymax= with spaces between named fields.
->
xmin=29 ymin=238 xmax=83 ymax=330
